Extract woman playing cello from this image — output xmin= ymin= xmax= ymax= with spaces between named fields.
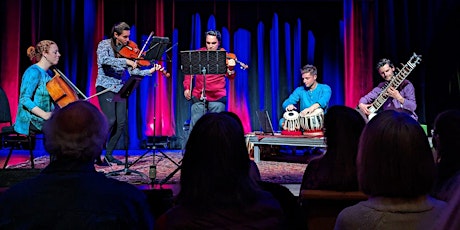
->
xmin=13 ymin=40 xmax=60 ymax=136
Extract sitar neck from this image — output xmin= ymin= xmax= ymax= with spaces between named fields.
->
xmin=368 ymin=53 xmax=422 ymax=113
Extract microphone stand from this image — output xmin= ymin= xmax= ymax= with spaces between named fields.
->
xmin=200 ymin=67 xmax=208 ymax=114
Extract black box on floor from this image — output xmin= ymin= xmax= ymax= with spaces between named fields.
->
xmin=141 ymin=136 xmax=170 ymax=149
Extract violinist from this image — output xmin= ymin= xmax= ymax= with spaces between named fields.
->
xmin=183 ymin=29 xmax=237 ymax=133
xmin=95 ymin=22 xmax=164 ymax=166
xmin=13 ymin=40 xmax=60 ymax=136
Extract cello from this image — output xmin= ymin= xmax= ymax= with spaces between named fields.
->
xmin=46 ymin=68 xmax=85 ymax=108
xmin=46 ymin=68 xmax=113 ymax=107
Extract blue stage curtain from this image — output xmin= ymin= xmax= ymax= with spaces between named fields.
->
xmin=1 ymin=0 xmax=458 ymax=149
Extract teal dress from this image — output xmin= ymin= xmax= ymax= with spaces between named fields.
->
xmin=13 ymin=64 xmax=54 ymax=135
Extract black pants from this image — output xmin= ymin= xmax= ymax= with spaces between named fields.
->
xmin=96 ymin=86 xmax=127 ymax=156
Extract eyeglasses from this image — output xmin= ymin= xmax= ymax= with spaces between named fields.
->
xmin=206 ymin=42 xmax=217 ymax=45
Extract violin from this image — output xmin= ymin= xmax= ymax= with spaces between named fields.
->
xmin=117 ymin=41 xmax=152 ymax=67
xmin=117 ymin=37 xmax=171 ymax=77
xmin=220 ymin=48 xmax=249 ymax=70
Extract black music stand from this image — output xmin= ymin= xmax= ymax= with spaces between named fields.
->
xmin=157 ymin=51 xmax=227 ymax=186
xmin=180 ymin=50 xmax=227 ymax=113
xmin=106 ymin=76 xmax=149 ymax=180
xmin=144 ymin=36 xmax=170 ymax=61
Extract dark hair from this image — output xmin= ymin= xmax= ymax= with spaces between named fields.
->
xmin=205 ymin=30 xmax=222 ymax=42
xmin=42 ymin=101 xmax=108 ymax=162
xmin=321 ymin=105 xmax=365 ymax=189
xmin=376 ymin=58 xmax=395 ymax=70
xmin=433 ymin=109 xmax=460 ymax=185
xmin=177 ymin=112 xmax=259 ymax=209
xmin=111 ymin=22 xmax=130 ymax=37
xmin=358 ymin=110 xmax=435 ymax=197
xmin=220 ymin=111 xmax=261 ymax=181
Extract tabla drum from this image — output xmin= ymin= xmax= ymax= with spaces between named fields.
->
xmin=299 ymin=108 xmax=324 ymax=137
xmin=281 ymin=110 xmax=302 ymax=135
xmin=282 ymin=110 xmax=301 ymax=131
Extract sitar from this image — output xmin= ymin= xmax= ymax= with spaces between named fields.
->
xmin=367 ymin=53 xmax=422 ymax=120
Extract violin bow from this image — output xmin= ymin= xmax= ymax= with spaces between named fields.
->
xmin=138 ymin=31 xmax=154 ymax=59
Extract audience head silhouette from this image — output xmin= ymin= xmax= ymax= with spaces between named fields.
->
xmin=432 ymin=110 xmax=460 ymax=230
xmin=156 ymin=112 xmax=284 ymax=229
xmin=324 ymin=105 xmax=365 ymax=157
xmin=433 ymin=109 xmax=460 ymax=164
xmin=179 ymin=112 xmax=258 ymax=208
xmin=42 ymin=100 xmax=108 ymax=162
xmin=335 ymin=110 xmax=446 ymax=230
xmin=0 ymin=100 xmax=154 ymax=229
xmin=358 ymin=109 xmax=435 ymax=197
xmin=431 ymin=109 xmax=460 ymax=201
xmin=301 ymin=105 xmax=365 ymax=191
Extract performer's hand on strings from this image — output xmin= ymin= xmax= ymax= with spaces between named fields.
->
xmin=226 ymin=59 xmax=236 ymax=75
xmin=227 ymin=58 xmax=236 ymax=69
xmin=386 ymin=87 xmax=402 ymax=100
xmin=358 ymin=103 xmax=371 ymax=115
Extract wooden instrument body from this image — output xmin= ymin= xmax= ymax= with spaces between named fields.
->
xmin=46 ymin=69 xmax=81 ymax=108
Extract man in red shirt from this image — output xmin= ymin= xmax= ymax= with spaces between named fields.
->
xmin=183 ymin=30 xmax=236 ymax=132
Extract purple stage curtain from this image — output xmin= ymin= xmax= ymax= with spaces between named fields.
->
xmin=343 ymin=0 xmax=374 ymax=108
xmin=0 ymin=1 xmax=21 ymax=130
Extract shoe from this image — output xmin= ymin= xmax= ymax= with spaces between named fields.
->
xmin=105 ymin=155 xmax=124 ymax=165
xmin=95 ymin=157 xmax=109 ymax=166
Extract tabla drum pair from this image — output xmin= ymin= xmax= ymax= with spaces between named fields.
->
xmin=281 ymin=108 xmax=324 ymax=137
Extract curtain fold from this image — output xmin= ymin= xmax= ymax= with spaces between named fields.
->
xmin=0 ymin=1 xmax=21 ymax=129
xmin=1 ymin=0 xmax=457 ymax=149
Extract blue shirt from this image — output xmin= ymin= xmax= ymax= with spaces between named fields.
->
xmin=13 ymin=64 xmax=54 ymax=135
xmin=282 ymin=83 xmax=332 ymax=112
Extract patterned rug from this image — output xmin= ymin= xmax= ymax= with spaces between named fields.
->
xmin=6 ymin=150 xmax=307 ymax=185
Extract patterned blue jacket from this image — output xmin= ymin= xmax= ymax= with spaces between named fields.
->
xmin=14 ymin=64 xmax=54 ymax=135
xmin=96 ymin=38 xmax=153 ymax=93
